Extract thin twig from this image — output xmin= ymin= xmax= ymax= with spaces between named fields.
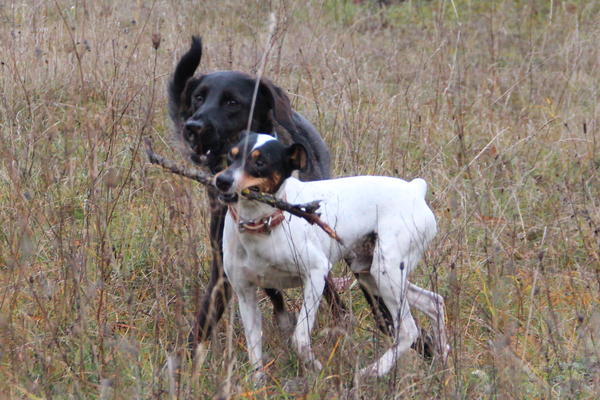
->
xmin=145 ymin=139 xmax=213 ymax=185
xmin=240 ymin=189 xmax=341 ymax=243
xmin=144 ymin=139 xmax=342 ymax=243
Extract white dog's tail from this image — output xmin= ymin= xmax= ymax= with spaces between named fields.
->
xmin=410 ymin=178 xmax=428 ymax=199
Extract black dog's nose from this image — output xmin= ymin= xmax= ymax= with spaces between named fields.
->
xmin=215 ymin=173 xmax=234 ymax=191
xmin=185 ymin=119 xmax=206 ymax=132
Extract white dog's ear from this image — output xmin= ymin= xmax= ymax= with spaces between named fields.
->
xmin=287 ymin=143 xmax=307 ymax=171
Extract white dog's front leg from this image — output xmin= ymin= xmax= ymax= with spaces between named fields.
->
xmin=292 ymin=267 xmax=328 ymax=372
xmin=236 ymin=284 xmax=264 ymax=381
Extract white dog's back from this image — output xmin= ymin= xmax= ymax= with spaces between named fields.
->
xmin=278 ymin=176 xmax=437 ymax=269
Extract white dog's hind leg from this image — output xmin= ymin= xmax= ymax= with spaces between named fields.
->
xmin=292 ymin=267 xmax=328 ymax=372
xmin=407 ymin=282 xmax=450 ymax=362
xmin=359 ymin=301 xmax=418 ymax=377
xmin=358 ymin=234 xmax=419 ymax=377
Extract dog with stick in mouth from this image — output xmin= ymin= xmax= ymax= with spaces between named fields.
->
xmin=214 ymin=133 xmax=450 ymax=381
xmin=168 ymin=36 xmax=348 ymax=349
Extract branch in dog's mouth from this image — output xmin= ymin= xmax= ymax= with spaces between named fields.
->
xmin=145 ymin=138 xmax=213 ymax=185
xmin=239 ymin=188 xmax=342 ymax=244
xmin=144 ymin=139 xmax=343 ymax=244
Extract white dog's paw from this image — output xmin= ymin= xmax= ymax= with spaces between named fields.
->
xmin=307 ymin=358 xmax=323 ymax=372
xmin=282 ymin=377 xmax=308 ymax=393
xmin=439 ymin=343 xmax=451 ymax=363
xmin=251 ymin=370 xmax=267 ymax=387
xmin=433 ymin=331 xmax=450 ymax=363
xmin=357 ymin=360 xmax=391 ymax=378
xmin=357 ymin=364 xmax=378 ymax=378
xmin=299 ymin=350 xmax=322 ymax=372
xmin=292 ymin=341 xmax=322 ymax=372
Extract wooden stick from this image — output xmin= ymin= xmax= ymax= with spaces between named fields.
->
xmin=145 ymin=138 xmax=213 ymax=186
xmin=144 ymin=139 xmax=343 ymax=243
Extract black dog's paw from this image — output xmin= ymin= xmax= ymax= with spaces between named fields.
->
xmin=411 ymin=327 xmax=435 ymax=361
xmin=274 ymin=311 xmax=296 ymax=337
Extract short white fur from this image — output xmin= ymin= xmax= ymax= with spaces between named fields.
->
xmin=223 ymin=174 xmax=450 ymax=382
xmin=251 ymin=134 xmax=277 ymax=151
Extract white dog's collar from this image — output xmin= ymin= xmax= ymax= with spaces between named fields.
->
xmin=228 ymin=205 xmax=285 ymax=234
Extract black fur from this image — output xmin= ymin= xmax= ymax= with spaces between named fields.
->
xmin=168 ymin=37 xmax=343 ymax=348
xmin=169 ymin=36 xmax=329 ymax=179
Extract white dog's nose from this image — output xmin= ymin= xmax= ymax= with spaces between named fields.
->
xmin=215 ymin=173 xmax=234 ymax=191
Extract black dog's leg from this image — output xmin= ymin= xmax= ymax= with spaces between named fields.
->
xmin=190 ymin=256 xmax=232 ymax=346
xmin=264 ymin=288 xmax=295 ymax=335
xmin=354 ymin=274 xmax=394 ymax=336
xmin=266 ymin=277 xmax=346 ymax=336
xmin=189 ymin=199 xmax=230 ymax=349
xmin=322 ymin=275 xmax=349 ymax=321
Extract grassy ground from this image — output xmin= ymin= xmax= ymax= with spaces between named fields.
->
xmin=1 ymin=0 xmax=599 ymax=398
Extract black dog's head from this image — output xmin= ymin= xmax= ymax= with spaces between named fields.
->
xmin=169 ymin=36 xmax=298 ymax=173
xmin=213 ymin=133 xmax=307 ymax=202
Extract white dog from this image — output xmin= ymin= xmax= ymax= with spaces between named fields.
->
xmin=214 ymin=133 xmax=449 ymax=381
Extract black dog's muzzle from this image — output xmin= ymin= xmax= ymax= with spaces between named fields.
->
xmin=185 ymin=116 xmax=217 ymax=144
xmin=184 ymin=118 xmax=228 ymax=171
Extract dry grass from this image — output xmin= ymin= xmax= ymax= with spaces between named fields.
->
xmin=1 ymin=0 xmax=599 ymax=398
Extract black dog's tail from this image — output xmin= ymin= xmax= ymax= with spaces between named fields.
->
xmin=168 ymin=36 xmax=202 ymax=122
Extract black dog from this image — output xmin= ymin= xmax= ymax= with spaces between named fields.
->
xmin=168 ymin=37 xmax=346 ymax=348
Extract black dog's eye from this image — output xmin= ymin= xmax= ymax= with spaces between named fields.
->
xmin=225 ymin=99 xmax=238 ymax=107
xmin=194 ymin=95 xmax=204 ymax=104
xmin=254 ymin=158 xmax=265 ymax=168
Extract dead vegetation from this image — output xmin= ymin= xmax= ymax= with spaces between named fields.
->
xmin=1 ymin=0 xmax=599 ymax=398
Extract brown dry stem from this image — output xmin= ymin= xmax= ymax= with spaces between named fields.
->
xmin=144 ymin=139 xmax=342 ymax=243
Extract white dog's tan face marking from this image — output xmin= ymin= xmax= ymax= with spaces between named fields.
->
xmin=214 ymin=133 xmax=307 ymax=199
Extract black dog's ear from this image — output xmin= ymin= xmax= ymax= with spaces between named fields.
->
xmin=287 ymin=143 xmax=308 ymax=171
xmin=169 ymin=36 xmax=202 ymax=120
xmin=179 ymin=76 xmax=203 ymax=115
xmin=258 ymin=79 xmax=298 ymax=135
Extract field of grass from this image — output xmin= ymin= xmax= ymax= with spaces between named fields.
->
xmin=1 ymin=0 xmax=599 ymax=398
